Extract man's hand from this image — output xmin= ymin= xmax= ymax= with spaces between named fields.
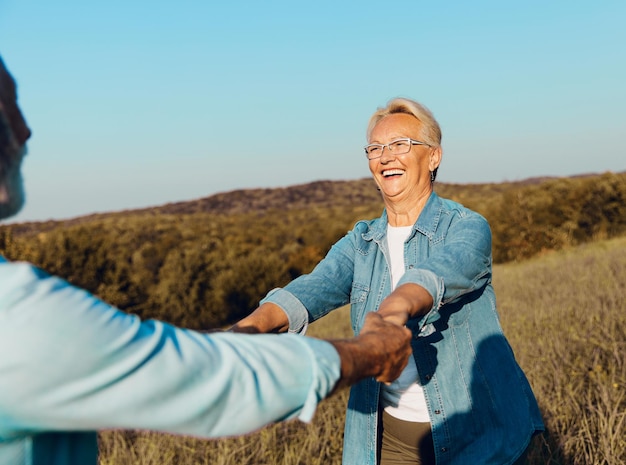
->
xmin=329 ymin=312 xmax=412 ymax=390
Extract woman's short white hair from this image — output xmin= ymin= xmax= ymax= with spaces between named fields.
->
xmin=366 ymin=97 xmax=442 ymax=148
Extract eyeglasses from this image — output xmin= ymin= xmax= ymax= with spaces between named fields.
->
xmin=363 ymin=138 xmax=431 ymax=160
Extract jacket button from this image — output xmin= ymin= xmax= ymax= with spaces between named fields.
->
xmin=434 ymin=410 xmax=441 ymax=414
xmin=441 ymin=447 xmax=447 ymax=452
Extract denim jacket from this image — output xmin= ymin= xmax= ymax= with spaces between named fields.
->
xmin=263 ymin=192 xmax=544 ymax=465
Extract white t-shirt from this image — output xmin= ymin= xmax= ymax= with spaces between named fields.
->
xmin=380 ymin=224 xmax=431 ymax=422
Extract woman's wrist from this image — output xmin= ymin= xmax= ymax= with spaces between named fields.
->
xmin=377 ymin=309 xmax=410 ymax=327
xmin=377 ymin=283 xmax=433 ymax=325
xmin=229 ymin=302 xmax=290 ymax=333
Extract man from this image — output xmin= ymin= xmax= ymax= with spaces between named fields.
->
xmin=0 ymin=56 xmax=412 ymax=465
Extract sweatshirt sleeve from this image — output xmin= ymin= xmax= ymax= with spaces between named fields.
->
xmin=0 ymin=259 xmax=340 ymax=439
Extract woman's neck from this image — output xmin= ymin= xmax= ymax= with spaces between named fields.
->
xmin=384 ymin=189 xmax=432 ymax=227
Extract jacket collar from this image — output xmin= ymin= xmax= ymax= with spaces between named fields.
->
xmin=362 ymin=191 xmax=442 ymax=241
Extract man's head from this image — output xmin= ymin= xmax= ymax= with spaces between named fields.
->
xmin=0 ymin=56 xmax=31 ymax=219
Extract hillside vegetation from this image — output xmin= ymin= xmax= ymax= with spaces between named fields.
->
xmin=1 ymin=172 xmax=624 ymax=330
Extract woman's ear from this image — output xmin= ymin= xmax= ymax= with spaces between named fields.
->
xmin=429 ymin=146 xmax=442 ymax=172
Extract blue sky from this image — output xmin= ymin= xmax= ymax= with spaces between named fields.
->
xmin=2 ymin=0 xmax=625 ymax=223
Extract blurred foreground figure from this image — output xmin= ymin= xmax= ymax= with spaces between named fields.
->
xmin=0 ymin=56 xmax=412 ymax=465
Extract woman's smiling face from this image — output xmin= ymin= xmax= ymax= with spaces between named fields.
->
xmin=368 ymin=113 xmax=440 ymax=204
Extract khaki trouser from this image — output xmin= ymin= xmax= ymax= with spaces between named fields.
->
xmin=379 ymin=410 xmax=530 ymax=465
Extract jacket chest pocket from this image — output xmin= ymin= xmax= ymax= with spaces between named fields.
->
xmin=349 ymin=282 xmax=370 ymax=334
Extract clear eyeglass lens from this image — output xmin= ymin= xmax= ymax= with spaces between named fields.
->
xmin=389 ymin=139 xmax=411 ymax=154
xmin=366 ymin=145 xmax=382 ymax=158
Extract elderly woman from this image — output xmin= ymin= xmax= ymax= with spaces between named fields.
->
xmin=232 ymin=98 xmax=544 ymax=464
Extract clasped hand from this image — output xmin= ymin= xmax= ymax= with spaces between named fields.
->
xmin=330 ymin=312 xmax=412 ymax=389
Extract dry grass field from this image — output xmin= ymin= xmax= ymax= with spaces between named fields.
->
xmin=494 ymin=236 xmax=626 ymax=464
xmin=99 ymin=235 xmax=626 ymax=465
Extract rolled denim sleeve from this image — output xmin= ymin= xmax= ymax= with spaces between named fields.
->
xmin=260 ymin=287 xmax=310 ymax=334
xmin=397 ymin=208 xmax=492 ymax=330
xmin=396 ymin=268 xmax=444 ymax=334
xmin=0 ymin=259 xmax=341 ymax=440
xmin=261 ymin=232 xmax=356 ymax=333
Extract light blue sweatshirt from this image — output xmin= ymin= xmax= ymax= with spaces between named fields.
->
xmin=0 ymin=257 xmax=340 ymax=465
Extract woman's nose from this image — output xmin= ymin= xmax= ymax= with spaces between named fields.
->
xmin=379 ymin=146 xmax=396 ymax=163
